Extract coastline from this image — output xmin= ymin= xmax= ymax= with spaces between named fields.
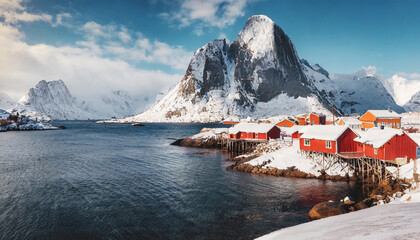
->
xmin=172 ymin=132 xmax=416 ymax=223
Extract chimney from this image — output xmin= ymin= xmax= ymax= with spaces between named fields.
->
xmin=388 ymin=106 xmax=391 ymax=112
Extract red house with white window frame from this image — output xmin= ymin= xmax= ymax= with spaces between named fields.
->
xmin=299 ymin=125 xmax=359 ymax=154
xmin=228 ymin=122 xmax=280 ymax=141
xmin=354 ymin=128 xmax=418 ymax=163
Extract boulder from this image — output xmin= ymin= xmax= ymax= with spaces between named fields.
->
xmin=354 ymin=201 xmax=368 ymax=210
xmin=308 ymin=202 xmax=347 ymax=220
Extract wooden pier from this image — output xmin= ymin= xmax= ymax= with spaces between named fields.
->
xmin=301 ymin=150 xmax=399 ymax=186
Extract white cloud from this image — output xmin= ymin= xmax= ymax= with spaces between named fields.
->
xmin=0 ymin=0 xmax=52 ymax=24
xmin=79 ymin=21 xmax=192 ymax=70
xmin=160 ymin=0 xmax=255 ymax=33
xmin=0 ymin=0 xmax=192 ymax=112
xmin=54 ymin=12 xmax=71 ymax=27
xmin=118 ymin=27 xmax=132 ymax=43
xmin=0 ymin=22 xmax=182 ymax=108
xmin=362 ymin=65 xmax=377 ymax=75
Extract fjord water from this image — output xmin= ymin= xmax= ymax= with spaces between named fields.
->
xmin=0 ymin=122 xmax=360 ymax=240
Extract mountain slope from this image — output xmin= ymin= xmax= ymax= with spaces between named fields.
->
xmin=330 ymin=70 xmax=404 ymax=114
xmin=13 ymin=80 xmax=144 ymax=120
xmin=122 ymin=15 xmax=333 ymax=123
xmin=0 ymin=91 xmax=15 ymax=109
xmin=381 ymin=74 xmax=420 ymax=106
xmin=14 ymin=80 xmax=97 ymax=120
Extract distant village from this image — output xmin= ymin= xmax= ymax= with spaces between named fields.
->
xmin=0 ymin=109 xmax=59 ymax=131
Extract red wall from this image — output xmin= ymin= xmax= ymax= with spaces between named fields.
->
xmin=336 ymin=128 xmax=359 ymax=153
xmin=292 ymin=132 xmax=301 ymax=139
xmin=308 ymin=114 xmax=326 ymax=125
xmin=299 ymin=128 xmax=358 ymax=154
xmin=228 ymin=127 xmax=280 ymax=140
xmin=267 ymin=127 xmax=280 ymax=140
xmin=299 ymin=138 xmax=337 ymax=154
xmin=364 ymin=133 xmax=417 ymax=161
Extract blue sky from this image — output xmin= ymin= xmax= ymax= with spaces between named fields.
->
xmin=1 ymin=0 xmax=420 ymax=100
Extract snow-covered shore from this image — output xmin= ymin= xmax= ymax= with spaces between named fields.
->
xmin=258 ymin=200 xmax=420 ymax=240
xmin=246 ymin=140 xmax=353 ymax=177
xmin=0 ymin=122 xmax=60 ymax=132
xmin=258 ymin=160 xmax=420 ymax=240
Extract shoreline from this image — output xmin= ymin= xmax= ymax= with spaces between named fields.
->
xmin=172 ymin=135 xmax=413 ymax=222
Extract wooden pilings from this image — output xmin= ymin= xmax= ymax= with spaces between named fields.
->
xmin=302 ymin=150 xmax=390 ymax=186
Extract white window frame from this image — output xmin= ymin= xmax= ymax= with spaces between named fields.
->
xmin=374 ymin=148 xmax=378 ymax=155
xmin=304 ymin=139 xmax=310 ymax=146
xmin=326 ymin=141 xmax=332 ymax=149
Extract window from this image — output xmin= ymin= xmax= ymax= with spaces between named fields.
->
xmin=326 ymin=141 xmax=332 ymax=149
xmin=374 ymin=148 xmax=377 ymax=155
xmin=304 ymin=139 xmax=310 ymax=146
xmin=396 ymin=123 xmax=400 ymax=128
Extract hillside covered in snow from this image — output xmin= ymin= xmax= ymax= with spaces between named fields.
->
xmin=12 ymin=80 xmax=143 ymax=120
xmin=115 ymin=15 xmax=404 ymax=123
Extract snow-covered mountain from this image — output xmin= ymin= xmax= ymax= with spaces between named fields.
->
xmin=381 ymin=74 xmax=420 ymax=106
xmin=13 ymin=80 xmax=97 ymax=120
xmin=122 ymin=15 xmax=334 ymax=123
xmin=0 ymin=91 xmax=15 ymax=109
xmin=304 ymin=64 xmax=404 ymax=115
xmin=12 ymin=80 xmax=143 ymax=120
xmin=91 ymin=90 xmax=143 ymax=119
xmin=330 ymin=69 xmax=404 ymax=114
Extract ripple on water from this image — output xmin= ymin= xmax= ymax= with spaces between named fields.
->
xmin=0 ymin=121 xmax=361 ymax=240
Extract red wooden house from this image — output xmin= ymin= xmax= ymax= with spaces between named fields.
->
xmin=299 ymin=125 xmax=359 ymax=154
xmin=228 ymin=122 xmax=281 ymax=141
xmin=277 ymin=118 xmax=298 ymax=128
xmin=283 ymin=125 xmax=305 ymax=139
xmin=296 ymin=114 xmax=307 ymax=125
xmin=307 ymin=113 xmax=326 ymax=125
xmin=354 ymin=128 xmax=418 ymax=163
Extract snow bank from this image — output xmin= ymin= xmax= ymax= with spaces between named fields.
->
xmin=247 ymin=142 xmax=352 ymax=177
xmin=258 ymin=202 xmax=420 ymax=240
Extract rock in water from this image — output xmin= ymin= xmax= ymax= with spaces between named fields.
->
xmin=308 ymin=201 xmax=347 ymax=220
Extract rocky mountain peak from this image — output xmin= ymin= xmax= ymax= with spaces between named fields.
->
xmin=237 ymin=15 xmax=276 ymax=58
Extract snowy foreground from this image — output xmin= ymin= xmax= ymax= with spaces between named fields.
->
xmin=258 ymin=199 xmax=420 ymax=240
xmin=258 ymin=159 xmax=420 ymax=240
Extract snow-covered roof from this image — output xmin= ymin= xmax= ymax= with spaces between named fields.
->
xmin=213 ymin=128 xmax=229 ymax=134
xmin=229 ymin=122 xmax=278 ymax=134
xmin=300 ymin=125 xmax=356 ymax=141
xmin=283 ymin=125 xmax=303 ymax=135
xmin=222 ymin=116 xmax=240 ymax=122
xmin=407 ymin=133 xmax=420 ymax=147
xmin=368 ymin=110 xmax=400 ymax=119
xmin=278 ymin=117 xmax=298 ymax=124
xmin=307 ymin=112 xmax=326 ymax=118
xmin=354 ymin=127 xmax=406 ymax=148
xmin=340 ymin=117 xmax=362 ymax=125
xmin=296 ymin=114 xmax=306 ymax=118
